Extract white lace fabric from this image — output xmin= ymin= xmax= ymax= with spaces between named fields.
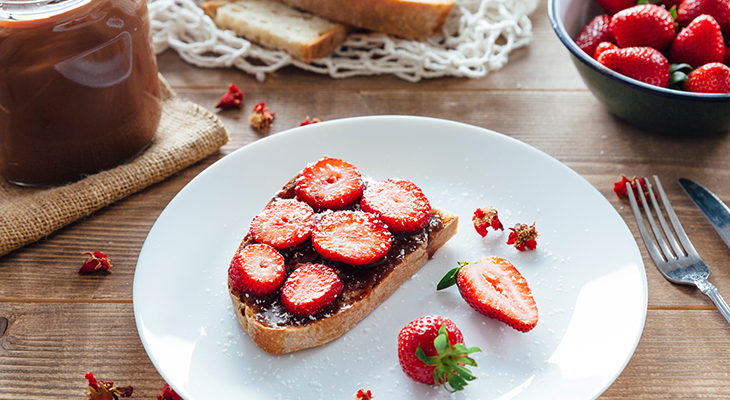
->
xmin=149 ymin=0 xmax=540 ymax=82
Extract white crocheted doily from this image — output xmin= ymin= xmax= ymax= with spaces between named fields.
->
xmin=149 ymin=0 xmax=540 ymax=82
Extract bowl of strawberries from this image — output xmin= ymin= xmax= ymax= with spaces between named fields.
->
xmin=548 ymin=0 xmax=730 ymax=135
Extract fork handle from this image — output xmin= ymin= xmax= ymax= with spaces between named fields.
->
xmin=696 ymin=279 xmax=730 ymax=326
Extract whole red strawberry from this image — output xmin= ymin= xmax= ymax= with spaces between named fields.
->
xmin=228 ymin=244 xmax=286 ymax=297
xmin=360 ymin=178 xmax=432 ymax=235
xmin=684 ymin=62 xmax=730 ymax=93
xmin=281 ymin=263 xmax=343 ymax=317
xmin=397 ymin=315 xmax=481 ymax=392
xmin=250 ymin=198 xmax=315 ymax=250
xmin=595 ymin=0 xmax=636 ymax=15
xmin=597 ymin=46 xmax=670 ymax=87
xmin=438 ymin=256 xmax=538 ymax=332
xmin=575 ymin=15 xmax=616 ymax=56
xmin=676 ymin=0 xmax=730 ymax=37
xmin=311 ymin=210 xmax=392 ymax=266
xmin=593 ymin=41 xmax=619 ymax=59
xmin=669 ymin=15 xmax=726 ymax=68
xmin=295 ymin=157 xmax=364 ymax=211
xmin=610 ymin=4 xmax=676 ymax=51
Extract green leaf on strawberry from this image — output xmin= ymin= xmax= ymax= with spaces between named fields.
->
xmin=414 ymin=325 xmax=481 ymax=393
xmin=668 ymin=63 xmax=692 ymax=89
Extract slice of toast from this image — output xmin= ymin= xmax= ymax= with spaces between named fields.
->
xmin=275 ymin=0 xmax=455 ymax=39
xmin=200 ymin=0 xmax=349 ymax=63
xmin=229 ymin=174 xmax=458 ymax=354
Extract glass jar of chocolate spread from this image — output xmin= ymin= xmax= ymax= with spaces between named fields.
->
xmin=0 ymin=0 xmax=162 ymax=185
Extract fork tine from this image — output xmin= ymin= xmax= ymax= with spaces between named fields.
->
xmin=643 ymin=176 xmax=683 ymax=259
xmin=627 ymin=179 xmax=670 ymax=264
xmin=650 ymin=175 xmax=700 ymax=259
xmin=632 ymin=178 xmax=674 ymax=263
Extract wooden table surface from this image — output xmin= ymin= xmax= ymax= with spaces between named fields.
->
xmin=3 ymin=0 xmax=730 ymax=398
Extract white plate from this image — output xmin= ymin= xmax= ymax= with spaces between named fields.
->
xmin=134 ymin=116 xmax=647 ymax=400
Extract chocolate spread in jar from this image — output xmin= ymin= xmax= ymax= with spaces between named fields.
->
xmin=0 ymin=0 xmax=162 ymax=185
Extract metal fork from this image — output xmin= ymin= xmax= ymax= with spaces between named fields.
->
xmin=628 ymin=175 xmax=730 ymax=326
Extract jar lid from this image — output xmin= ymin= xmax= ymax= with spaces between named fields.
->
xmin=0 ymin=0 xmax=93 ymax=22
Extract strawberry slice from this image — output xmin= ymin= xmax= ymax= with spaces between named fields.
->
xmin=438 ymin=256 xmax=538 ymax=332
xmin=250 ymin=198 xmax=315 ymax=250
xmin=228 ymin=244 xmax=286 ymax=297
xmin=295 ymin=157 xmax=364 ymax=211
xmin=397 ymin=315 xmax=481 ymax=392
xmin=360 ymin=179 xmax=432 ymax=235
xmin=312 ymin=210 xmax=392 ymax=266
xmin=281 ymin=263 xmax=344 ymax=317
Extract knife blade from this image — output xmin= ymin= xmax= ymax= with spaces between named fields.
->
xmin=679 ymin=177 xmax=730 ymax=249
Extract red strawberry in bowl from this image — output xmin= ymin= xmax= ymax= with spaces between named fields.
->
xmin=610 ymin=4 xmax=676 ymax=51
xmin=438 ymin=256 xmax=538 ymax=332
xmin=684 ymin=62 xmax=730 ymax=93
xmin=669 ymin=15 xmax=726 ymax=68
xmin=397 ymin=315 xmax=481 ymax=392
xmin=575 ymin=15 xmax=616 ymax=56
xmin=595 ymin=0 xmax=636 ymax=15
xmin=597 ymin=46 xmax=671 ymax=87
xmin=676 ymin=0 xmax=730 ymax=37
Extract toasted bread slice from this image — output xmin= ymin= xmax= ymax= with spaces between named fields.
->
xmin=275 ymin=0 xmax=455 ymax=39
xmin=229 ymin=175 xmax=458 ymax=354
xmin=201 ymin=0 xmax=349 ymax=63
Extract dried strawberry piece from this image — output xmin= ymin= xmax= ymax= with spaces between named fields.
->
xmin=613 ymin=174 xmax=653 ymax=201
xmin=356 ymin=389 xmax=374 ymax=399
xmin=78 ymin=251 xmax=112 ymax=275
xmin=361 ymin=179 xmax=432 ymax=235
xmin=506 ymin=223 xmax=538 ymax=251
xmin=84 ymin=372 xmax=133 ymax=399
xmin=249 ymin=102 xmax=275 ymax=133
xmin=312 ymin=210 xmax=392 ymax=266
xmin=281 ymin=263 xmax=344 ymax=317
xmin=228 ymin=244 xmax=286 ymax=297
xmin=250 ymin=198 xmax=315 ymax=250
xmin=216 ymin=83 xmax=243 ymax=109
xmin=157 ymin=383 xmax=183 ymax=400
xmin=300 ymin=116 xmax=322 ymax=126
xmin=295 ymin=157 xmax=364 ymax=211
xmin=472 ymin=207 xmax=504 ymax=237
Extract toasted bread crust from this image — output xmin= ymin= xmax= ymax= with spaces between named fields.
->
xmin=229 ymin=176 xmax=458 ymax=354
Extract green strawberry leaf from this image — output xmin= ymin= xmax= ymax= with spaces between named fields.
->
xmin=416 ymin=325 xmax=482 ymax=393
xmin=436 ymin=264 xmax=466 ymax=290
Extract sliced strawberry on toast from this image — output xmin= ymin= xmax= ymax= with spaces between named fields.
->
xmin=281 ymin=263 xmax=344 ymax=317
xmin=360 ymin=178 xmax=432 ymax=235
xmin=312 ymin=210 xmax=392 ymax=266
xmin=295 ymin=157 xmax=364 ymax=211
xmin=438 ymin=256 xmax=538 ymax=332
xmin=228 ymin=244 xmax=287 ymax=297
xmin=250 ymin=198 xmax=315 ymax=250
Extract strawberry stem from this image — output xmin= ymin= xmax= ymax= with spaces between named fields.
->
xmin=436 ymin=263 xmax=467 ymax=290
xmin=415 ymin=325 xmax=482 ymax=393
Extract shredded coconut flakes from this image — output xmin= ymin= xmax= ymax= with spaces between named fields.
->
xmin=149 ymin=0 xmax=539 ymax=82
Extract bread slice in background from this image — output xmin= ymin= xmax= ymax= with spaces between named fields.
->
xmin=200 ymin=0 xmax=349 ymax=63
xmin=276 ymin=0 xmax=455 ymax=39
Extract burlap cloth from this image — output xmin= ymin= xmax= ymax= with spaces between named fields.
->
xmin=0 ymin=74 xmax=229 ymax=257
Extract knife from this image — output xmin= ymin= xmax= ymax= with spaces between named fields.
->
xmin=679 ymin=177 xmax=730 ymax=249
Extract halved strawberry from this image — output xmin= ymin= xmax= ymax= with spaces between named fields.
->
xmin=360 ymin=178 xmax=432 ymax=235
xmin=397 ymin=315 xmax=481 ymax=392
xmin=281 ymin=263 xmax=344 ymax=317
xmin=250 ymin=198 xmax=315 ymax=250
xmin=669 ymin=15 xmax=726 ymax=68
xmin=228 ymin=244 xmax=286 ymax=297
xmin=311 ymin=210 xmax=392 ymax=266
xmin=295 ymin=157 xmax=364 ymax=211
xmin=575 ymin=15 xmax=616 ymax=57
xmin=610 ymin=4 xmax=676 ymax=51
xmin=438 ymin=256 xmax=538 ymax=332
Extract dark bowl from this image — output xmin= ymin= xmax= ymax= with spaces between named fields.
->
xmin=547 ymin=0 xmax=730 ymax=136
